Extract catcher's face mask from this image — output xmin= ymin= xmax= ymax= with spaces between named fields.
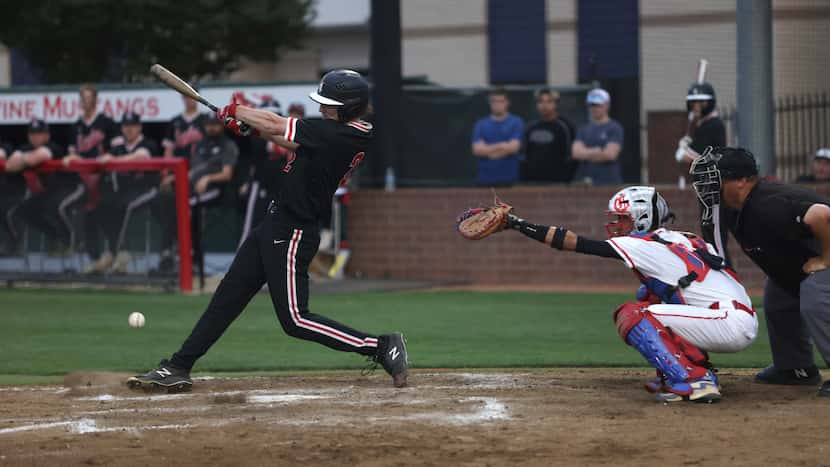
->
xmin=605 ymin=212 xmax=635 ymax=238
xmin=690 ymin=146 xmax=722 ymax=223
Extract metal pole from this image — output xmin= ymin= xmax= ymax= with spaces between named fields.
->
xmin=736 ymin=0 xmax=775 ymax=176
xmin=370 ymin=0 xmax=402 ymax=188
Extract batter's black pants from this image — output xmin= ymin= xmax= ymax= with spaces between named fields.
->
xmin=170 ymin=211 xmax=379 ymax=370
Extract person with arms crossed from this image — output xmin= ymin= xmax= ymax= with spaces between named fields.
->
xmin=691 ymin=147 xmax=830 ymax=396
xmin=571 ymin=89 xmax=624 ymax=185
xmin=471 ymin=88 xmax=524 ymax=186
xmin=466 ymin=186 xmax=756 ymax=402
xmin=128 ymin=70 xmax=408 ymax=392
xmin=522 ymin=88 xmax=576 ymax=183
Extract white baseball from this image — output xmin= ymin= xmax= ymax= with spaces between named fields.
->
xmin=128 ymin=312 xmax=145 ymax=328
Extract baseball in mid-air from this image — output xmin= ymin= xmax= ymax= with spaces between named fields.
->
xmin=128 ymin=312 xmax=146 ymax=328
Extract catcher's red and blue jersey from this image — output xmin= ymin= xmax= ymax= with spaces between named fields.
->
xmin=607 ymin=228 xmax=751 ymax=309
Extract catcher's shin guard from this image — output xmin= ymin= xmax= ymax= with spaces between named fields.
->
xmin=614 ymin=302 xmax=708 ymax=396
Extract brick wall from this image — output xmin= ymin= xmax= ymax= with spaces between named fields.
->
xmin=346 ymin=185 xmax=830 ymax=292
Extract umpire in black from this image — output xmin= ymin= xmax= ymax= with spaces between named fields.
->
xmin=692 ymin=147 xmax=830 ymax=395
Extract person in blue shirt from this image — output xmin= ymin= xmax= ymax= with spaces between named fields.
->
xmin=571 ymin=88 xmax=624 ymax=185
xmin=471 ymin=88 xmax=524 ymax=186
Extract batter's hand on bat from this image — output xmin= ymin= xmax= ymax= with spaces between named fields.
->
xmin=216 ymin=103 xmax=238 ymax=122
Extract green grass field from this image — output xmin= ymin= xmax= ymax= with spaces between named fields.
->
xmin=0 ymin=288 xmax=774 ymax=383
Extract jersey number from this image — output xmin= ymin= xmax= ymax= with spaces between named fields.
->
xmin=339 ymin=152 xmax=365 ymax=186
xmin=282 ymin=152 xmax=296 ymax=173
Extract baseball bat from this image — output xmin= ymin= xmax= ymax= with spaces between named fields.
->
xmin=150 ymin=64 xmax=218 ymax=112
xmin=686 ymin=59 xmax=709 ymax=135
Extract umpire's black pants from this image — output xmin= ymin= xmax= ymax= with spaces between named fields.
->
xmin=170 ymin=210 xmax=379 ymax=370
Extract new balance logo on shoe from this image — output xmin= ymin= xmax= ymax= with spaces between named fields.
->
xmin=388 ymin=346 xmax=400 ymax=361
xmin=156 ymin=368 xmax=172 ymax=378
xmin=794 ymin=369 xmax=809 ymax=378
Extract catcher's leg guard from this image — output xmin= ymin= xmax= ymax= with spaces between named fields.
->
xmin=614 ymin=302 xmax=709 ymax=396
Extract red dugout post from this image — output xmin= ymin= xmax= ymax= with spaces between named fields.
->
xmin=0 ymin=158 xmax=193 ymax=292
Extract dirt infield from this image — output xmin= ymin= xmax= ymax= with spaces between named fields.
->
xmin=1 ymin=369 xmax=829 ymax=467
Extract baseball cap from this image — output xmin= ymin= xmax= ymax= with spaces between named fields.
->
xmin=814 ymin=148 xmax=830 ymax=160
xmin=28 ymin=119 xmax=48 ymax=133
xmin=586 ymin=88 xmax=610 ymax=105
xmin=715 ymin=147 xmax=759 ymax=179
xmin=121 ymin=112 xmax=141 ymax=125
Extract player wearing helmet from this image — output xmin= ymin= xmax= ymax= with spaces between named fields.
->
xmin=676 ymin=82 xmax=726 ymax=163
xmin=127 ymin=70 xmax=408 ymax=393
xmin=501 ymin=186 xmax=757 ymax=402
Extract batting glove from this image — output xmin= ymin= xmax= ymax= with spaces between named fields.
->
xmin=216 ymin=102 xmax=238 ymax=122
xmin=223 ymin=118 xmax=258 ymax=137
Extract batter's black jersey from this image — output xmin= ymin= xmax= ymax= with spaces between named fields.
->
xmin=252 ymin=138 xmax=288 ymax=195
xmin=721 ymin=180 xmax=828 ymax=296
xmin=280 ymin=117 xmax=371 ymax=223
xmin=163 ymin=112 xmax=206 ymax=158
xmin=690 ymin=116 xmax=726 ymax=155
xmin=71 ymin=113 xmax=117 ymax=158
xmin=109 ymin=135 xmax=160 ymax=188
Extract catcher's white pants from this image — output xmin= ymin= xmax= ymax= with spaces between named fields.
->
xmin=648 ymin=302 xmax=758 ymax=353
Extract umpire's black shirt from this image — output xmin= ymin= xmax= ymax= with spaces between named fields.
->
xmin=723 ymin=179 xmax=828 ymax=296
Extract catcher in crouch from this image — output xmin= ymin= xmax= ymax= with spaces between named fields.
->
xmin=458 ymin=186 xmax=757 ymax=403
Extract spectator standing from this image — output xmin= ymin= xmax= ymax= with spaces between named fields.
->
xmin=796 ymin=148 xmax=830 ymax=183
xmin=522 ymin=88 xmax=576 ymax=183
xmin=84 ymin=112 xmax=160 ymax=274
xmin=571 ymin=89 xmax=624 ymax=185
xmin=471 ymin=88 xmax=524 ymax=186
xmin=63 ymin=84 xmax=118 ymax=259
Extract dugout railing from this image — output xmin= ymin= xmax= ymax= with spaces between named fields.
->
xmin=0 ymin=158 xmax=193 ymax=292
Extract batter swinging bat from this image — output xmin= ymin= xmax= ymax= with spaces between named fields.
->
xmin=150 ymin=64 xmax=218 ymax=112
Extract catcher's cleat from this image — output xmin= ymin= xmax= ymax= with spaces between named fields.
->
xmin=126 ymin=359 xmax=193 ymax=393
xmin=754 ymin=364 xmax=821 ymax=386
xmin=655 ymin=372 xmax=721 ymax=403
xmin=644 ymin=370 xmax=665 ymax=393
xmin=366 ymin=333 xmax=409 ymax=388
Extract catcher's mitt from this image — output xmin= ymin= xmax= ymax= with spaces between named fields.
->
xmin=456 ymin=196 xmax=513 ymax=240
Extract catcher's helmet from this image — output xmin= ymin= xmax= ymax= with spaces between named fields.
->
xmin=606 ymin=186 xmax=673 ymax=237
xmin=686 ymin=82 xmax=717 ymax=116
xmin=309 ymin=69 xmax=369 ymax=122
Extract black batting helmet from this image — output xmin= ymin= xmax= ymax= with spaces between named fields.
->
xmin=309 ymin=69 xmax=369 ymax=122
xmin=686 ymin=82 xmax=717 ymax=116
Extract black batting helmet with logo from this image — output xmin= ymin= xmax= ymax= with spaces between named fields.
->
xmin=309 ymin=69 xmax=369 ymax=122
xmin=686 ymin=82 xmax=717 ymax=116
